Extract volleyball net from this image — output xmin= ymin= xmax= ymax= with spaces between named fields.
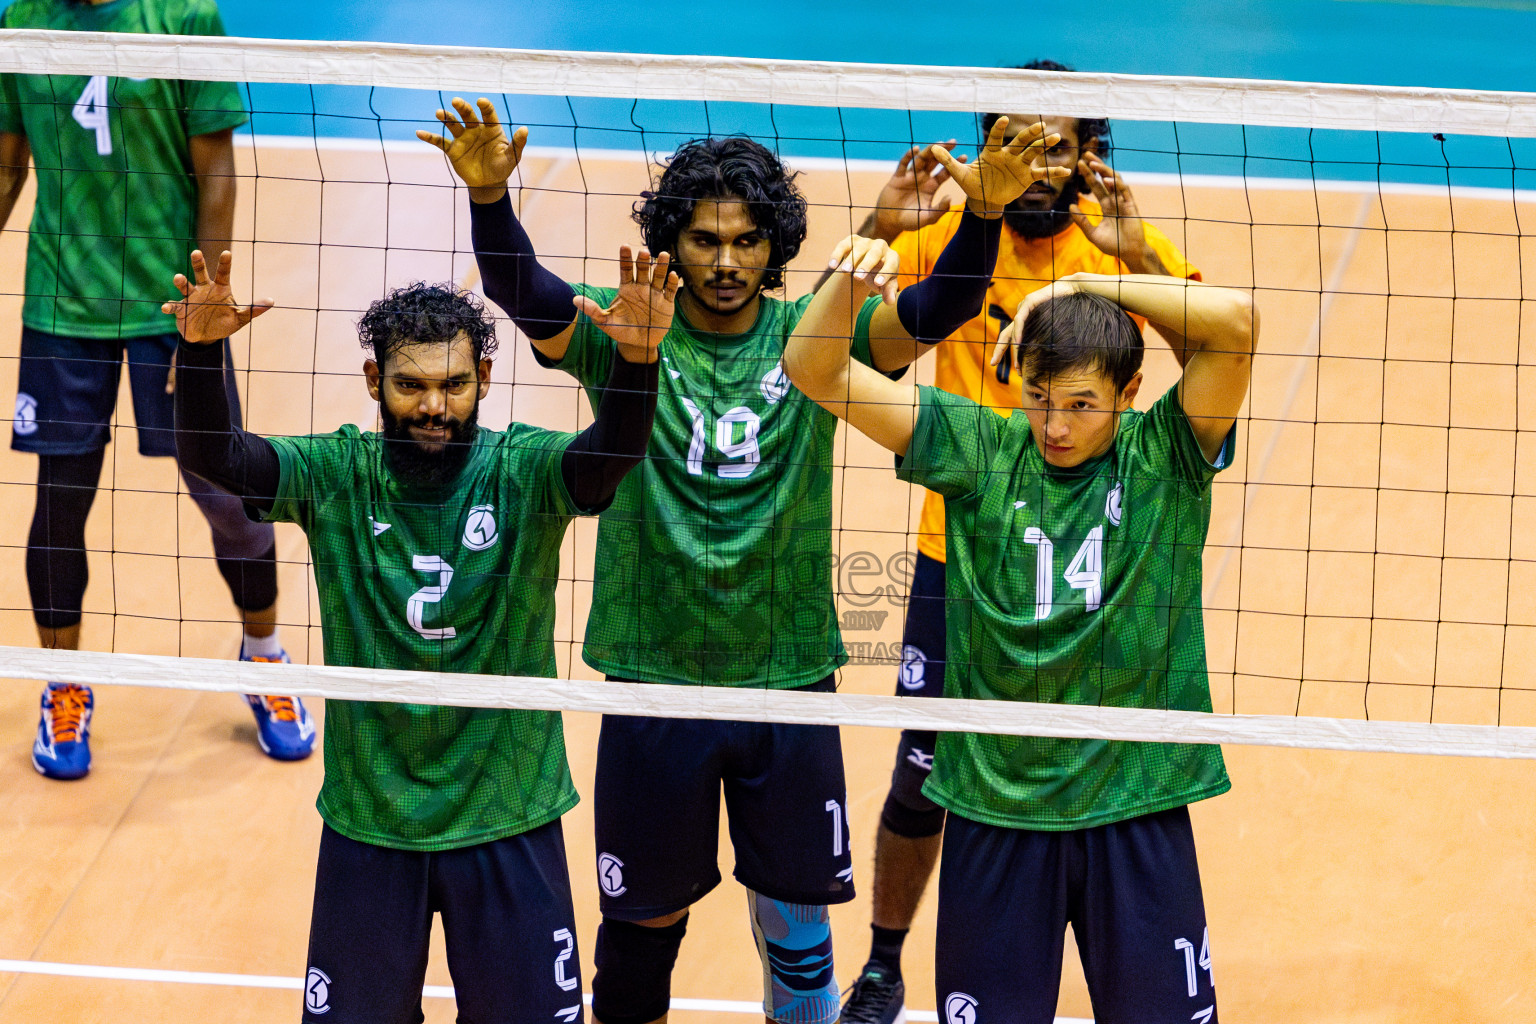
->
xmin=1 ymin=30 xmax=1535 ymax=759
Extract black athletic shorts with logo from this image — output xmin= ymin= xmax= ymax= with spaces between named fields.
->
xmin=593 ymin=675 xmax=855 ymax=920
xmin=11 ymin=328 xmax=242 ymax=456
xmin=302 ymin=820 xmax=584 ymax=1024
xmin=935 ymin=805 xmax=1218 ymax=1024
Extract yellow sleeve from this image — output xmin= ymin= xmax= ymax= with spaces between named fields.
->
xmin=1141 ymin=220 xmax=1201 ymax=281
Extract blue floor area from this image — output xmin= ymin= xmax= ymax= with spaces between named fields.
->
xmin=215 ymin=0 xmax=1536 ymax=188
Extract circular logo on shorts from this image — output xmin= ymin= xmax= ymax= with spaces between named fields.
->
xmin=898 ymin=644 xmax=927 ymax=691
xmin=761 ymin=362 xmax=791 ymax=404
xmin=597 ymin=852 xmax=627 ymax=897
xmin=305 ymin=968 xmax=332 ymax=1015
xmin=945 ymin=992 xmax=979 ymax=1024
xmin=1106 ymin=481 xmax=1123 ymax=527
xmin=14 ymin=392 xmax=38 ymax=436
xmin=462 ymin=504 xmax=498 ymax=551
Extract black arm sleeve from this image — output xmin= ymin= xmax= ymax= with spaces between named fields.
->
xmin=895 ymin=207 xmax=1003 ymax=343
xmin=559 ymin=354 xmax=660 ymax=513
xmin=470 ymin=191 xmax=579 ymax=342
xmin=173 ymin=339 xmax=281 ymax=514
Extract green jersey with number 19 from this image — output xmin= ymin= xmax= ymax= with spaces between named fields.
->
xmin=0 ymin=0 xmax=247 ymax=338
xmin=264 ymin=423 xmax=584 ymax=852
xmin=898 ymin=385 xmax=1234 ymax=831
xmin=545 ymin=287 xmax=882 ymax=689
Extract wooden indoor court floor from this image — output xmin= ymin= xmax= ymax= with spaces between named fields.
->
xmin=0 ymin=140 xmax=1533 ymax=1022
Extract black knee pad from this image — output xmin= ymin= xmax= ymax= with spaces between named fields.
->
xmin=881 ymin=730 xmax=945 ymax=838
xmin=591 ymin=915 xmax=688 ymax=1024
xmin=216 ymin=542 xmax=279 ymax=612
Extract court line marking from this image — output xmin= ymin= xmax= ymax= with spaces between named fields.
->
xmin=0 ymin=957 xmax=1094 ymax=1022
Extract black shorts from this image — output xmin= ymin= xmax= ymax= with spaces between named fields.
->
xmin=935 ymin=806 xmax=1217 ymax=1024
xmin=303 ymin=820 xmax=584 ymax=1024
xmin=593 ymin=675 xmax=855 ymax=919
xmin=888 ymin=551 xmax=946 ymax=811
xmin=11 ymin=328 xmax=241 ymax=457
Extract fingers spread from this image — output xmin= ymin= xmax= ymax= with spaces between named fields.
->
xmin=572 ymin=294 xmax=606 ymax=322
xmin=451 ymin=96 xmax=480 ymax=126
xmin=928 ymin=144 xmax=964 ymax=178
xmin=213 ymin=250 xmax=234 ymax=287
xmin=477 ymin=97 xmax=501 ymax=126
xmin=416 ymin=129 xmax=450 ymax=152
xmin=648 ymin=251 xmax=673 ymax=290
xmin=617 ymin=245 xmax=636 ymax=285
xmin=662 ymin=270 xmax=681 ymax=301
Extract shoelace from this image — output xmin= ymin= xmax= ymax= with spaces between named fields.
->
xmin=261 ymin=695 xmax=300 ymax=723
xmin=48 ymin=685 xmax=90 ymax=743
xmin=841 ymin=970 xmax=901 ymax=1024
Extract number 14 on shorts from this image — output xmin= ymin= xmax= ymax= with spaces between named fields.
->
xmin=1175 ymin=927 xmax=1215 ymax=1020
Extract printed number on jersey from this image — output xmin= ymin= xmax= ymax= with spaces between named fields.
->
xmin=1021 ymin=525 xmax=1104 ymax=620
xmin=72 ymin=76 xmax=112 ymax=156
xmin=680 ymin=397 xmax=761 ymax=479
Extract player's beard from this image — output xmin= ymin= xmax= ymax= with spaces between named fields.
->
xmin=1003 ymin=174 xmax=1088 ymax=239
xmin=380 ymin=402 xmax=480 ymax=489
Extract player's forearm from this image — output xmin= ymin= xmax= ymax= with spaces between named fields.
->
xmin=895 ymin=209 xmax=999 ymax=344
xmin=190 ymin=131 xmax=237 ymax=257
xmin=812 ymin=212 xmax=884 ymax=293
xmin=469 ymin=191 xmax=577 ymax=341
xmin=784 ymin=278 xmax=859 ymax=406
xmin=1072 ymin=274 xmax=1256 ymax=356
xmin=173 ymin=339 xmax=280 ymax=511
xmin=560 ymin=354 xmax=660 ymax=511
xmin=0 ymin=132 xmax=31 ymax=233
xmin=1121 ymin=242 xmax=1171 ymax=278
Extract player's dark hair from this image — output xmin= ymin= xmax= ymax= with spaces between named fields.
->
xmin=980 ymin=61 xmax=1111 ymax=157
xmin=632 ymin=136 xmax=807 ymax=292
xmin=1018 ymin=291 xmax=1144 ymax=395
xmin=356 ymin=282 xmax=499 ymax=365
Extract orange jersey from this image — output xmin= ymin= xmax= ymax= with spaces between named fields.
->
xmin=891 ymin=198 xmax=1200 ymax=562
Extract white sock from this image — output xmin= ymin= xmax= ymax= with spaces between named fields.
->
xmin=241 ymin=631 xmax=284 ymax=660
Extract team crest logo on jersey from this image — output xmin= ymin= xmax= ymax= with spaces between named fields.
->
xmin=304 ymin=967 xmax=332 ymax=1015
xmin=898 ymin=644 xmax=927 ymax=690
xmin=462 ymin=504 xmax=498 ymax=551
xmin=1106 ymin=482 xmax=1124 ymax=526
xmin=597 ymin=853 xmax=627 ymax=896
xmin=945 ymin=992 xmax=979 ymax=1024
xmin=13 ymin=392 xmax=37 ymax=436
xmin=761 ymin=362 xmax=791 ymax=404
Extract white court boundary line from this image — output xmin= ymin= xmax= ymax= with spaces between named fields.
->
xmin=3 ymin=646 xmax=1535 ymax=760
xmin=0 ymin=30 xmax=1533 ymax=137
xmin=0 ymin=957 xmax=1100 ymax=1022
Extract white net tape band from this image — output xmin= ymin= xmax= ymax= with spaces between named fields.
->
xmin=6 ymin=646 xmax=1535 ymax=761
xmin=1 ymin=29 xmax=1534 ymax=137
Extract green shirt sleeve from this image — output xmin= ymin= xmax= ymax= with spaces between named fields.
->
xmin=536 ymin=283 xmax=617 ymax=396
xmin=896 ymin=386 xmax=1004 ymax=499
xmin=178 ymin=1 xmax=247 ymax=137
xmin=1134 ymin=385 xmax=1236 ymax=486
xmin=264 ymin=429 xmax=354 ymax=529
xmin=505 ymin=423 xmax=586 ymax=518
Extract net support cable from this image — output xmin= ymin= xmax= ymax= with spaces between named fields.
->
xmin=4 ymin=646 xmax=1535 ymax=761
xmin=1 ymin=29 xmax=1535 ymax=136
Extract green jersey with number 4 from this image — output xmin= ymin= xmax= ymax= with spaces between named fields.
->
xmin=265 ymin=423 xmax=584 ymax=851
xmin=545 ymin=286 xmax=882 ymax=688
xmin=898 ymin=385 xmax=1234 ymax=831
xmin=0 ymin=0 xmax=247 ymax=338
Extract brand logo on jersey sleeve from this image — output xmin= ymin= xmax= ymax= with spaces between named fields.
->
xmin=898 ymin=644 xmax=928 ymax=690
xmin=13 ymin=392 xmax=37 ymax=436
xmin=945 ymin=992 xmax=979 ymax=1024
xmin=1106 ymin=482 xmax=1124 ymax=526
xmin=304 ymin=967 xmax=332 ymax=1014
xmin=462 ymin=504 xmax=498 ymax=551
xmin=597 ymin=852 xmax=627 ymax=896
xmin=761 ymin=362 xmax=791 ymax=403
xmin=369 ymin=516 xmax=392 ymax=536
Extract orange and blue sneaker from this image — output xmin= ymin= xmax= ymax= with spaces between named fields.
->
xmin=33 ymin=682 xmax=94 ymax=780
xmin=240 ymin=646 xmax=315 ymax=761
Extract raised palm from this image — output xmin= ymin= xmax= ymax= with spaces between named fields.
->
xmin=932 ymin=117 xmax=1069 ymax=211
xmin=161 ymin=250 xmax=272 ymax=344
xmin=873 ymin=142 xmax=965 ymax=238
xmin=573 ymin=247 xmax=681 ymax=364
xmin=417 ymin=96 xmax=526 ymax=190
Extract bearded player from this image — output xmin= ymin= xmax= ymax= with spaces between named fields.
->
xmin=827 ymin=60 xmax=1203 ymax=1022
xmin=420 ymin=97 xmax=1063 ymax=1024
xmin=169 ymin=244 xmax=675 ymax=1024
xmin=786 ymin=232 xmax=1255 ymax=1022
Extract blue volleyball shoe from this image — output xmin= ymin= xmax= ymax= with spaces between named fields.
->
xmin=240 ymin=647 xmax=316 ymax=761
xmin=33 ymin=682 xmax=94 ymax=780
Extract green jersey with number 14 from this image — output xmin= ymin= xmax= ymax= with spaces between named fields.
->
xmin=265 ymin=423 xmax=584 ymax=852
xmin=545 ymin=287 xmax=882 ymax=689
xmin=898 ymin=385 xmax=1234 ymax=831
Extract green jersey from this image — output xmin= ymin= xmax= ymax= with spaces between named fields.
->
xmin=0 ymin=0 xmax=246 ymax=338
xmin=546 ymin=287 xmax=881 ymax=688
xmin=898 ymin=385 xmax=1233 ymax=830
xmin=265 ymin=423 xmax=583 ymax=851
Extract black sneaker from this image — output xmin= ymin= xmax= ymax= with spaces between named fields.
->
xmin=840 ymin=962 xmax=905 ymax=1024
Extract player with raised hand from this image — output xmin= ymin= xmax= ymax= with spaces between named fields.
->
xmin=168 ymin=243 xmax=673 ymax=1024
xmin=420 ymin=97 xmax=1063 ymax=1024
xmin=828 ymin=60 xmax=1204 ymax=1024
xmin=785 ymin=235 xmax=1255 ymax=1023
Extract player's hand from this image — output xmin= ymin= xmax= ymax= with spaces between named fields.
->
xmin=991 ymin=276 xmax=1086 ymax=374
xmin=825 ymin=235 xmax=900 ymax=304
xmin=871 ymin=142 xmax=966 ymax=240
xmin=1071 ymin=153 xmax=1151 ymax=264
xmin=931 ymin=118 xmax=1069 ymax=216
xmin=417 ymin=97 xmax=527 ymax=197
xmin=162 ymin=250 xmax=273 ymax=346
xmin=574 ymin=246 xmax=680 ymax=364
